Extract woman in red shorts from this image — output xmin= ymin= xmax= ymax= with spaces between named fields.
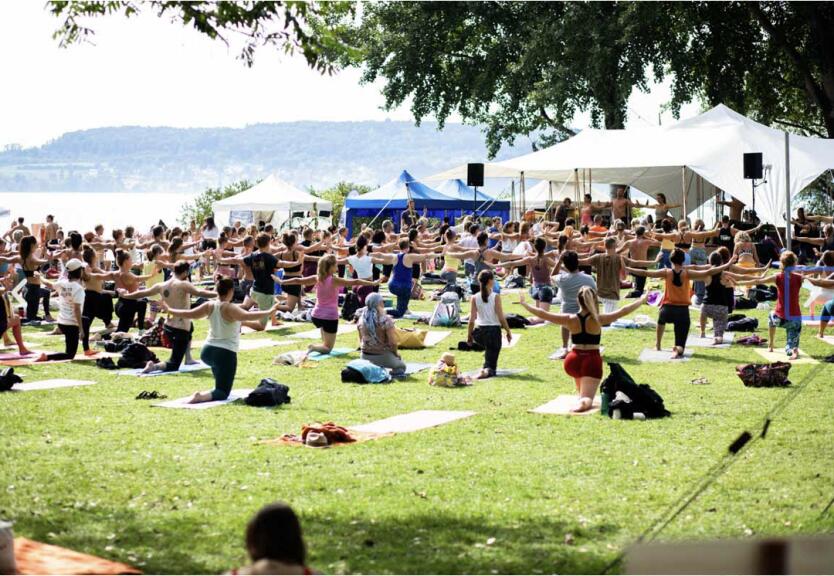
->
xmin=518 ymin=286 xmax=647 ymax=412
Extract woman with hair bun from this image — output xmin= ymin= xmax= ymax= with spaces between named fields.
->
xmin=518 ymin=286 xmax=648 ymax=412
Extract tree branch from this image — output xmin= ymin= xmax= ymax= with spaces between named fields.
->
xmin=773 ymin=118 xmax=826 ymax=137
xmin=539 ymin=106 xmax=577 ymax=136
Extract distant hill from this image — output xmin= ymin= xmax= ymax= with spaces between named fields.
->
xmin=0 ymin=121 xmax=531 ymax=193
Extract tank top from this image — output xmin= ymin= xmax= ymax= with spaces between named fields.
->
xmin=474 ymin=248 xmax=490 ymax=275
xmin=143 ymin=261 xmax=164 ymax=300
xmin=660 ymin=237 xmax=675 ymax=251
xmin=205 ymin=301 xmax=240 ymax=352
xmin=502 ymin=238 xmax=517 ymax=253
xmin=571 ymin=313 xmax=601 ymax=345
xmin=662 ymin=269 xmax=691 ymax=306
xmin=716 ymin=227 xmax=734 ymax=251
xmin=390 ymin=253 xmax=412 ymax=287
xmin=283 ymin=249 xmax=301 ymax=275
xmin=474 ymin=292 xmax=500 ymax=326
xmin=443 ymin=252 xmax=460 ymax=272
xmin=531 ymin=256 xmax=552 ymax=285
xmin=704 ymin=272 xmax=728 ymax=307
xmin=312 ymin=275 xmax=339 ymax=320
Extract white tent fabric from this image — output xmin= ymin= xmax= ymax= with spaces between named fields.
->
xmin=524 ymin=180 xmax=655 ymax=210
xmin=213 ymin=174 xmax=332 ymax=213
xmin=493 ymin=105 xmax=834 ymax=226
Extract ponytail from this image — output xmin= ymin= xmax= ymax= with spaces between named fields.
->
xmin=477 ymin=270 xmax=494 ymax=303
xmin=577 ymin=286 xmax=600 ymax=326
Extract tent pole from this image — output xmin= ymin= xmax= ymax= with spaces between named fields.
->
xmin=785 ymin=131 xmax=792 ymax=251
xmin=520 ymin=172 xmax=526 ymax=216
xmin=574 ymin=169 xmax=580 ymax=205
xmin=548 ymin=180 xmax=553 ymax=218
xmin=510 ymin=180 xmax=516 ymax=221
xmin=681 ymin=167 xmax=687 ymax=222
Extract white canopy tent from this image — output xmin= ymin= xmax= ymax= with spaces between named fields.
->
xmin=213 ymin=174 xmax=332 ymax=227
xmin=524 ymin=180 xmax=654 ymax=211
xmin=425 ymin=105 xmax=834 ymax=243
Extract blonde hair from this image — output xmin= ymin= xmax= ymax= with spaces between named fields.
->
xmin=779 ymin=250 xmax=797 ymax=269
xmin=735 ymin=231 xmax=751 ymax=244
xmin=317 ymin=254 xmax=336 ymax=281
xmin=577 ymin=286 xmax=600 ymax=326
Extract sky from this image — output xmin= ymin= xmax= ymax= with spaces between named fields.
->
xmin=0 ymin=0 xmax=700 ymax=149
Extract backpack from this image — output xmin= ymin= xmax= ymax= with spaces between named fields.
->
xmin=341 ymin=291 xmax=361 ymax=321
xmin=411 ymin=282 xmax=424 ymax=300
xmin=734 ymin=296 xmax=757 ymax=309
xmin=429 ymin=292 xmax=461 ymax=327
xmin=245 ymin=378 xmax=292 ymax=407
xmin=117 ymin=343 xmax=159 ymax=369
xmin=600 ymin=362 xmax=670 ymax=419
xmin=138 ymin=318 xmax=170 ymax=349
xmin=736 ymin=362 xmax=792 ymax=387
xmin=504 ymin=274 xmax=525 ymax=289
xmin=394 ymin=327 xmax=428 ymax=349
xmin=340 ymin=359 xmax=391 ymax=384
xmin=727 ymin=317 xmax=758 ymax=332
xmin=0 ymin=367 xmax=22 ymax=392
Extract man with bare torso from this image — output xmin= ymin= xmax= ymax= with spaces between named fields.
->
xmin=611 ymin=186 xmax=635 ymax=225
xmin=118 ymin=260 xmax=216 ymax=373
xmin=619 ymin=226 xmax=660 ymax=297
xmin=45 ymin=215 xmax=60 ymax=246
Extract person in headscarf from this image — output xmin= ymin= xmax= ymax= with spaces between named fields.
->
xmin=356 ymin=292 xmax=405 ymax=375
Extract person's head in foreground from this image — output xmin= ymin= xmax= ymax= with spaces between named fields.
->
xmin=237 ymin=502 xmax=308 ymax=575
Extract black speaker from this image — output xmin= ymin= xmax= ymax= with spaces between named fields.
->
xmin=467 ymin=163 xmax=484 ymax=187
xmin=743 ymin=153 xmax=763 ymax=180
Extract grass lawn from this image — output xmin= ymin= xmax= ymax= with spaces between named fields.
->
xmin=1 ymin=288 xmax=832 ymax=574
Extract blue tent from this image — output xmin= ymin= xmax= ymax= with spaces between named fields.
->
xmin=345 ymin=171 xmax=510 ymax=234
xmin=435 ymin=179 xmax=509 ymax=209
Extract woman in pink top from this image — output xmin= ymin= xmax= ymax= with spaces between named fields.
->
xmin=278 ymin=254 xmax=377 ymax=355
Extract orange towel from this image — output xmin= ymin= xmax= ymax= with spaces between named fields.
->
xmin=14 ymin=537 xmax=142 ymax=575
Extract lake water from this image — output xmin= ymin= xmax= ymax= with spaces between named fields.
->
xmin=0 ymin=192 xmax=197 ymax=233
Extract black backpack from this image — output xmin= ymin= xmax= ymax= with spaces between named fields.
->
xmin=727 ymin=317 xmax=759 ymax=332
xmin=117 ymin=343 xmax=159 ymax=369
xmin=505 ymin=313 xmax=530 ymax=329
xmin=341 ymin=291 xmax=361 ymax=321
xmin=600 ymin=362 xmax=670 ymax=419
xmin=340 ymin=366 xmax=367 ymax=384
xmin=0 ymin=367 xmax=22 ymax=392
xmin=245 ymin=378 xmax=291 ymax=407
xmin=734 ymin=296 xmax=757 ymax=309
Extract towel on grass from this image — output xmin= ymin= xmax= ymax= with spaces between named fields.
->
xmin=152 ymin=388 xmax=254 ymax=409
xmin=14 ymin=379 xmax=95 ymax=392
xmin=14 ymin=537 xmax=142 ymax=575
xmin=351 ymin=410 xmax=476 ymax=434
xmin=117 ymin=362 xmax=210 ymax=377
xmin=422 ymin=330 xmax=452 ymax=347
xmin=531 ymin=395 xmax=601 ymax=416
xmin=753 ymin=348 xmax=818 ymax=365
xmin=306 ymin=347 xmax=355 ymax=361
xmin=460 ymin=368 xmax=525 ymax=379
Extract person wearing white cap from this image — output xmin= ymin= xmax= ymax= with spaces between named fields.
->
xmin=35 ymin=258 xmax=87 ymax=362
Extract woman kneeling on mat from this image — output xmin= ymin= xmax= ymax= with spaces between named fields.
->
xmin=518 ymin=287 xmax=648 ymax=412
xmin=35 ymin=258 xmax=88 ymax=362
xmin=161 ymin=277 xmax=280 ymax=404
xmin=357 ymin=292 xmax=406 ymax=375
xmin=466 ymin=270 xmax=513 ymax=379
xmin=277 ymin=254 xmax=377 ymax=356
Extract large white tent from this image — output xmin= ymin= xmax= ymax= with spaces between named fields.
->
xmin=213 ymin=174 xmax=332 ymax=226
xmin=426 ymin=105 xmax=834 ymax=234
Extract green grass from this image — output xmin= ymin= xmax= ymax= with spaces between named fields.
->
xmin=1 ymin=291 xmax=833 ymax=574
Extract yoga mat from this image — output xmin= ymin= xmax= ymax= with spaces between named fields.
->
xmin=753 ymin=348 xmax=818 ymax=365
xmin=818 ymin=335 xmax=834 ymax=347
xmin=295 ymin=324 xmax=357 ymax=339
xmin=0 ymin=358 xmax=70 ymax=367
xmin=527 ymin=321 xmax=552 ymax=329
xmin=117 ymin=362 xmax=210 ymax=377
xmin=460 ymin=368 xmax=526 ymax=379
xmin=351 ymin=410 xmax=476 ymax=434
xmin=422 ymin=330 xmax=452 ymax=347
xmin=685 ymin=336 xmax=732 ymax=349
xmin=638 ymin=348 xmax=694 ymax=362
xmin=503 ymin=333 xmax=522 ymax=349
xmin=14 ymin=537 xmax=142 ymax=575
xmin=260 ymin=429 xmax=390 ymax=448
xmin=531 ymin=395 xmax=601 ymax=416
xmin=306 ymin=347 xmax=355 ymax=361
xmin=0 ymin=351 xmax=42 ymax=360
xmin=241 ymin=323 xmax=290 ymax=335
xmin=402 ymin=362 xmax=433 ymax=375
xmin=15 ymin=379 xmax=95 ymax=391
xmin=152 ymin=388 xmax=253 ymax=409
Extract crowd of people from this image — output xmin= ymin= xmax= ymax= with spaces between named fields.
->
xmin=1 ymin=197 xmax=832 ymax=409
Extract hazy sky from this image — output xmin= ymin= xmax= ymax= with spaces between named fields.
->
xmin=0 ymin=0 xmax=699 ymax=149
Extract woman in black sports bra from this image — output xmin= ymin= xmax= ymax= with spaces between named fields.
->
xmin=0 ymin=236 xmax=54 ymax=322
xmin=517 ymin=286 xmax=648 ymax=413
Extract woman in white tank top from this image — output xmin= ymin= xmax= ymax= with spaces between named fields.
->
xmin=466 ymin=270 xmax=512 ymax=379
xmin=162 ymin=277 xmax=279 ymax=404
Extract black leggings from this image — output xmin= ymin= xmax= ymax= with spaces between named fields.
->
xmin=475 ymin=325 xmax=503 ymax=375
xmin=82 ymin=291 xmax=114 ymax=351
xmin=163 ymin=324 xmax=193 ymax=372
xmin=116 ymin=298 xmax=147 ymax=332
xmin=658 ymin=304 xmax=691 ymax=349
xmin=44 ymin=324 xmax=80 ymax=361
xmin=632 ymin=274 xmax=646 ymax=295
xmin=24 ymin=283 xmax=50 ymax=321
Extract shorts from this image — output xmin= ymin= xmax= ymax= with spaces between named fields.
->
xmin=312 ymin=316 xmax=339 ymax=334
xmin=282 ymin=283 xmax=302 ymax=298
xmin=250 ymin=290 xmax=275 ymax=326
xmin=820 ymin=299 xmax=834 ymax=321
xmin=658 ymin=304 xmax=689 ymax=325
xmin=563 ymin=349 xmax=603 ymax=379
xmin=530 ymin=284 xmax=554 ymax=303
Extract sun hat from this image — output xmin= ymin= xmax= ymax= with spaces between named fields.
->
xmin=65 ymin=258 xmax=87 ymax=272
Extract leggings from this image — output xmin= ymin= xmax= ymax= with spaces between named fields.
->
xmin=44 ymin=324 xmax=80 ymax=361
xmin=115 ymin=298 xmax=147 ymax=332
xmin=200 ymin=344 xmax=238 ymax=400
xmin=361 ymin=350 xmax=406 ymax=375
xmin=632 ymin=273 xmax=647 ymax=295
xmin=701 ymin=304 xmax=728 ymax=338
xmin=24 ymin=283 xmax=50 ymax=321
xmin=658 ymin=304 xmax=691 ymax=349
xmin=163 ymin=324 xmax=193 ymax=372
xmin=82 ymin=291 xmax=114 ymax=351
xmin=475 ymin=325 xmax=502 ymax=375
xmin=388 ymin=281 xmax=412 ymax=318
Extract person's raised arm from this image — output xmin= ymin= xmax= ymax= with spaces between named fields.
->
xmin=185 ymin=284 xmax=217 ymax=299
xmin=794 ymin=236 xmax=824 ymax=246
xmin=625 ymin=266 xmax=665 ymax=278
xmin=335 ymin=276 xmax=378 ymax=288
xmin=224 ymin=301 xmax=281 ymax=322
xmin=687 ymin=260 xmax=733 ymax=280
xmin=117 ymin=284 xmax=162 ymax=300
xmin=160 ymin=301 xmax=213 ymax=320
xmin=274 ymin=274 xmax=318 ymax=286
xmin=515 ymin=292 xmax=574 ymax=325
xmin=809 ymin=277 xmax=834 ymax=289
xmin=600 ymin=294 xmax=649 ymax=324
